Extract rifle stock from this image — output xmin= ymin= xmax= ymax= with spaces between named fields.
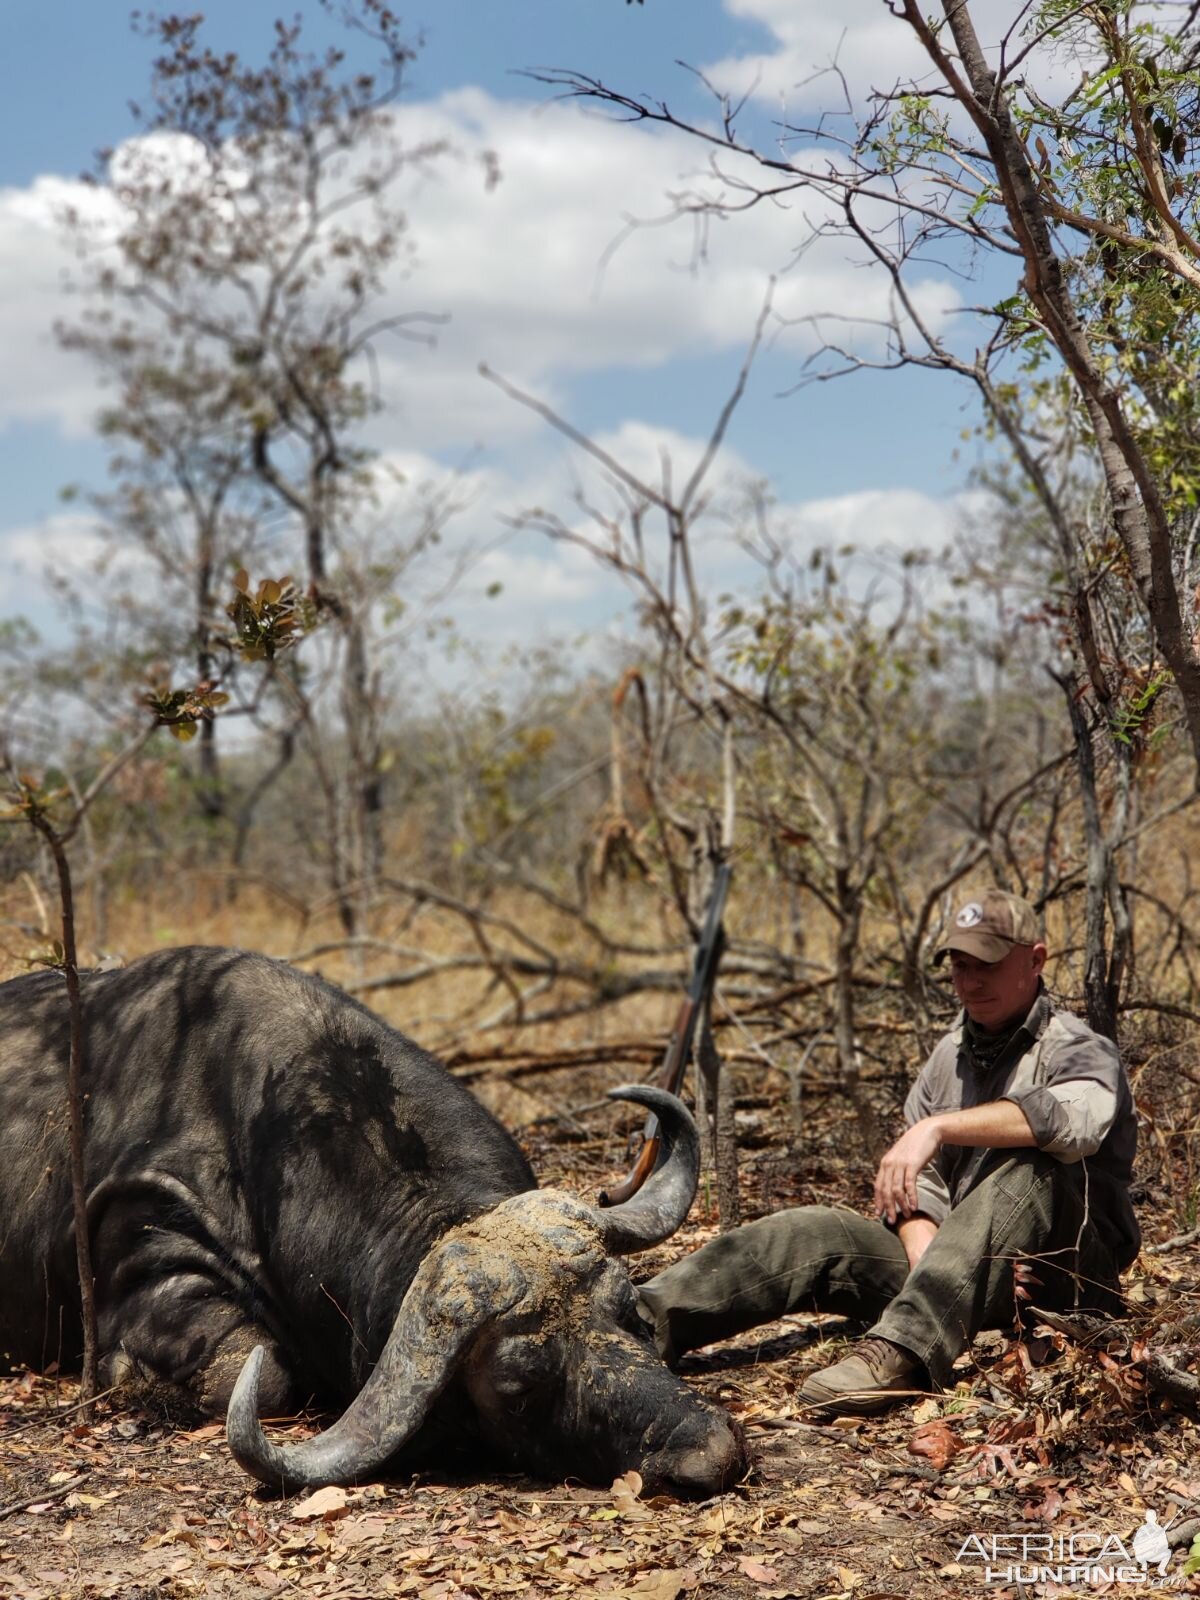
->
xmin=597 ymin=1130 xmax=662 ymax=1208
xmin=597 ymin=994 xmax=696 ymax=1207
xmin=598 ymin=863 xmax=731 ymax=1209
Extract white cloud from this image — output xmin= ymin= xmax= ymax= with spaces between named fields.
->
xmin=363 ymin=426 xmax=988 ymax=658
xmin=589 ymin=419 xmax=756 ymax=499
xmin=0 ymin=89 xmax=963 ymax=456
xmin=367 ymin=90 xmax=963 ymax=442
xmin=0 ymin=510 xmax=160 ymax=616
xmin=713 ymin=0 xmax=924 ymax=105
xmin=0 ymin=179 xmax=112 ymax=436
xmin=708 ymin=1 xmax=1088 ymax=107
xmin=473 ymin=543 xmax=598 ymax=607
xmin=0 ymin=441 xmax=988 ymax=681
xmin=0 ymin=70 xmax=987 ymax=668
xmin=778 ymin=485 xmax=976 ymax=550
xmin=2 ymin=511 xmax=108 ymax=585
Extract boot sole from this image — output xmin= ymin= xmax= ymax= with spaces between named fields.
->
xmin=799 ymin=1383 xmax=921 ymax=1417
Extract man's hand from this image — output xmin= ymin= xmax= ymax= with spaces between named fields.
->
xmin=873 ymin=1118 xmax=943 ymax=1223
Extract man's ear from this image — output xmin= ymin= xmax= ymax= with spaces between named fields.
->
xmin=1030 ymin=941 xmax=1048 ymax=979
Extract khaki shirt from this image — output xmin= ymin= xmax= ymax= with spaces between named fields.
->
xmin=905 ymin=989 xmax=1139 ymax=1267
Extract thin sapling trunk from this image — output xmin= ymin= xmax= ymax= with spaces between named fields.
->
xmin=29 ymin=814 xmax=100 ymax=1416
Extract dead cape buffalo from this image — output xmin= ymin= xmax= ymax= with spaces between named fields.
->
xmin=0 ymin=946 xmax=745 ymax=1496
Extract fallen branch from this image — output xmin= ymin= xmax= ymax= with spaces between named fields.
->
xmin=448 ymin=1041 xmax=662 ymax=1078
xmin=1169 ymin=1516 xmax=1200 ymax=1551
xmin=521 ymin=1096 xmax=614 ymax=1130
xmin=1119 ymin=998 xmax=1200 ymax=1028
xmin=1145 ymin=1227 xmax=1200 ymax=1255
xmin=446 ymin=1039 xmax=892 ymax=1090
xmin=1147 ymin=1349 xmax=1200 ymax=1410
xmin=0 ymin=1473 xmax=89 ymax=1521
xmin=1026 ymin=1305 xmax=1128 ymax=1350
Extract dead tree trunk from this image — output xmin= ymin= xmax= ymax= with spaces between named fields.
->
xmin=832 ymin=869 xmax=885 ymax=1163
xmin=1053 ymin=669 xmax=1134 ymax=1040
xmin=31 ymin=819 xmax=99 ymax=1416
xmin=695 ymin=996 xmax=740 ymax=1230
xmin=906 ymin=0 xmax=1200 ymax=766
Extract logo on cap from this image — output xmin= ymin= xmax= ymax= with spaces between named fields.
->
xmin=956 ymin=902 xmax=984 ymax=928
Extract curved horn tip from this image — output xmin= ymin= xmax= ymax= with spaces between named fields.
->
xmin=227 ymin=1346 xmax=279 ymax=1486
xmin=607 ymin=1083 xmax=690 ymax=1116
xmin=594 ymin=1084 xmax=700 ymax=1254
xmin=230 ymin=1344 xmax=266 ymax=1412
xmin=607 ymin=1082 xmax=644 ymax=1103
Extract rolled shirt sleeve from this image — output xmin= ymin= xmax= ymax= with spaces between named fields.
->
xmin=1002 ymin=1029 xmax=1122 ymax=1163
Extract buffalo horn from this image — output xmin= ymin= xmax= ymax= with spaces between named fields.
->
xmin=592 ymin=1085 xmax=700 ymax=1255
xmin=227 ymin=1242 xmax=525 ymax=1489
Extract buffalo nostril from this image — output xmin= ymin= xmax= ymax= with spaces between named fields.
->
xmin=642 ymin=1419 xmax=747 ymax=1498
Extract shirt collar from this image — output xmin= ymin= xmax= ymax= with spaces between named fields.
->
xmin=1023 ymin=983 xmax=1051 ymax=1040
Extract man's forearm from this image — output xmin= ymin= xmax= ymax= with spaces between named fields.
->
xmin=932 ymin=1099 xmax=1036 ymax=1149
xmin=874 ymin=1099 xmax=1037 ymax=1222
xmin=897 ymin=1215 xmax=939 ymax=1269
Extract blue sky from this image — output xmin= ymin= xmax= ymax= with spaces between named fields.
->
xmin=2 ymin=2 xmax=774 ymax=185
xmin=0 ymin=1 xmax=1003 ymax=649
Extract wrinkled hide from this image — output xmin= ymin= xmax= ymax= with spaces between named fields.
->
xmin=0 ymin=948 xmax=745 ymax=1497
xmin=457 ymin=1195 xmax=742 ymax=1497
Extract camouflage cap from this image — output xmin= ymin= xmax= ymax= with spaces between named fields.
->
xmin=934 ymin=888 xmax=1041 ymax=965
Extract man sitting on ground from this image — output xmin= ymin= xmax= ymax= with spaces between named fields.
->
xmin=637 ymin=888 xmax=1139 ymax=1414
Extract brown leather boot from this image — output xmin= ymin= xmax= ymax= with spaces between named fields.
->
xmin=800 ymin=1336 xmax=923 ymax=1416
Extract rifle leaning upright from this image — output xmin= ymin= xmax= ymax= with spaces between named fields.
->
xmin=598 ymin=861 xmax=733 ymax=1208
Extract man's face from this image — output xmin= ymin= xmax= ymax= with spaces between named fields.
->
xmin=948 ymin=942 xmax=1046 ymax=1031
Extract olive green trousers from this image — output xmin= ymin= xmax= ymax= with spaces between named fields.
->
xmin=637 ymin=1153 xmax=1124 ymax=1388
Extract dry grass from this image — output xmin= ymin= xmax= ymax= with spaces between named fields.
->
xmin=4 ymin=839 xmax=1200 ymax=1145
xmin=0 ymin=870 xmax=692 ymax=1126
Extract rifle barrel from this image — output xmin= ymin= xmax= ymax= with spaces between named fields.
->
xmin=597 ymin=862 xmax=732 ymax=1210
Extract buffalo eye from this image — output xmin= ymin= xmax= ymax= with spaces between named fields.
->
xmin=486 ymin=1335 xmax=550 ymax=1406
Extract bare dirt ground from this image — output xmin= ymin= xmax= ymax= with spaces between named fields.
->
xmin=3 ymin=1094 xmax=1200 ymax=1600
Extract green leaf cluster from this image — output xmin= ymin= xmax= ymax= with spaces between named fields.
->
xmin=224 ymin=569 xmax=313 ymax=662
